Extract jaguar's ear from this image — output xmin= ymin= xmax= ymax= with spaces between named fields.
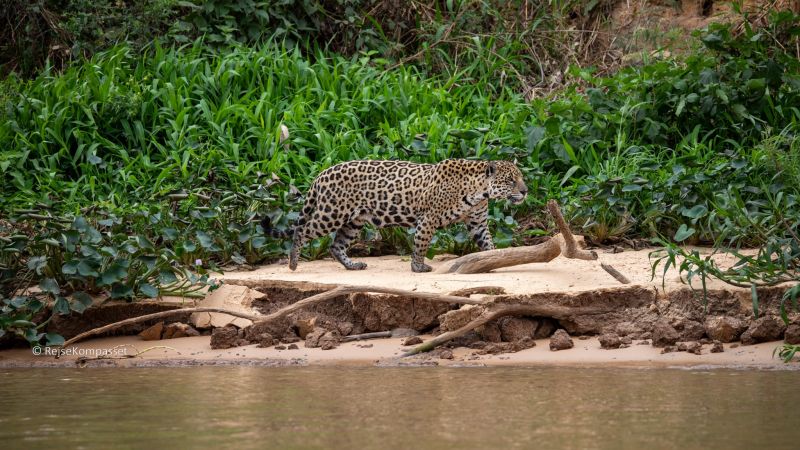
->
xmin=485 ymin=161 xmax=497 ymax=178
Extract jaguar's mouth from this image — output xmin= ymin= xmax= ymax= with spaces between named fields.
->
xmin=509 ymin=193 xmax=526 ymax=204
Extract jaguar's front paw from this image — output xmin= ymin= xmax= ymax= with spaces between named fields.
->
xmin=346 ymin=262 xmax=368 ymax=270
xmin=411 ymin=262 xmax=433 ymax=273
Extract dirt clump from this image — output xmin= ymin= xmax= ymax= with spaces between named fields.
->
xmin=549 ymin=329 xmax=574 ymax=351
xmin=478 ymin=337 xmax=536 ymax=354
xmin=139 ymin=322 xmax=164 ymax=341
xmin=675 ymin=319 xmax=705 ymax=341
xmin=438 ymin=305 xmax=483 ymax=332
xmin=534 ymin=318 xmax=559 ymax=339
xmin=245 ymin=318 xmax=293 ymax=345
xmin=294 ymin=318 xmax=317 ymax=339
xmin=304 ymin=328 xmax=341 ymax=350
xmin=741 ymin=316 xmax=786 ymax=345
xmin=651 ymin=319 xmax=680 ymax=347
xmin=319 ymin=331 xmax=341 ymax=350
xmin=211 ymin=325 xmax=247 ymax=349
xmin=785 ymin=322 xmax=800 ymax=345
xmin=254 ymin=332 xmax=276 ymax=348
xmin=704 ymin=316 xmax=748 ymax=343
xmin=162 ymin=322 xmax=200 ymax=339
xmin=614 ymin=321 xmax=644 ymax=339
xmin=499 ymin=317 xmax=537 ymax=342
xmin=304 ymin=328 xmax=327 ymax=348
xmin=287 ymin=343 xmax=299 ymax=350
xmin=478 ymin=321 xmax=502 ymax=342
xmin=598 ymin=333 xmax=622 ymax=349
xmin=403 ymin=336 xmax=423 ymax=346
xmin=710 ymin=341 xmax=724 ymax=353
xmin=677 ymin=341 xmax=702 ymax=355
xmin=438 ymin=349 xmax=454 ymax=359
xmin=349 ymin=292 xmax=450 ymax=331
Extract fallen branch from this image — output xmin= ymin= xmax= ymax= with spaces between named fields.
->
xmin=403 ymin=303 xmax=611 ymax=356
xmin=601 ymin=263 xmax=631 ymax=284
xmin=437 ymin=200 xmax=597 ymax=274
xmin=341 ymin=328 xmax=417 ymax=342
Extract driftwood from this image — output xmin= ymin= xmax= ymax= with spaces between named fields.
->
xmin=341 ymin=328 xmax=418 ymax=342
xmin=437 ymin=200 xmax=597 ymax=274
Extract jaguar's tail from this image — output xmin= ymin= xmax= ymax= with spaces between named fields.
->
xmin=260 ymin=215 xmax=292 ymax=239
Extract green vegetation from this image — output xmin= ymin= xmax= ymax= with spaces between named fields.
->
xmin=1 ymin=2 xmax=799 ymax=347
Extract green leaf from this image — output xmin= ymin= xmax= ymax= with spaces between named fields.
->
xmin=525 ymin=126 xmax=546 ymax=151
xmin=99 ymin=263 xmax=127 ymax=286
xmin=27 ymin=255 xmax=48 ymax=274
xmin=139 ymin=283 xmax=159 ymax=298
xmin=25 ymin=329 xmax=44 ymax=344
xmin=251 ymin=236 xmax=266 ymax=248
xmin=71 ymin=292 xmax=94 ymax=313
xmin=54 ymin=296 xmax=70 ymax=315
xmin=674 ymin=224 xmax=695 ymax=242
xmin=72 ymin=216 xmax=90 ymax=232
xmin=162 ymin=228 xmax=179 ymax=241
xmin=77 ymin=260 xmax=99 ymax=277
xmin=622 ymin=184 xmax=642 ymax=192
xmin=39 ymin=278 xmax=60 ymax=295
xmin=682 ymin=205 xmax=708 ymax=220
xmin=110 ymin=284 xmax=134 ymax=299
xmin=45 ymin=333 xmax=65 ymax=346
xmin=448 ymin=129 xmax=483 ymax=140
xmin=182 ymin=241 xmax=197 ymax=252
xmin=62 ymin=260 xmax=79 ymax=275
xmin=675 ymin=97 xmax=686 ymax=116
xmin=196 ymin=230 xmax=214 ymax=249
xmin=559 ymin=165 xmax=580 ymax=187
xmin=745 ymin=78 xmax=766 ymax=91
xmin=137 ymin=235 xmax=155 ymax=250
xmin=159 ymin=269 xmax=179 ymax=285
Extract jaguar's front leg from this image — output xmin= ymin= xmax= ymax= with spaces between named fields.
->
xmin=465 ymin=202 xmax=494 ymax=251
xmin=411 ymin=216 xmax=435 ymax=273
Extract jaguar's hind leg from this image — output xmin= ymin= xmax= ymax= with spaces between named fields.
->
xmin=330 ymin=222 xmax=367 ymax=270
xmin=288 ymin=215 xmax=338 ymax=271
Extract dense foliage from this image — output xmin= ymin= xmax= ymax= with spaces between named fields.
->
xmin=1 ymin=4 xmax=799 ymax=347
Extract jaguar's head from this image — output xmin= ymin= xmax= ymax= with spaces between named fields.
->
xmin=486 ymin=160 xmax=528 ymax=205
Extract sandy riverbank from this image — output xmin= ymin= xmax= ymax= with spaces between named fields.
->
xmin=0 ymin=334 xmax=793 ymax=369
xmin=1 ymin=249 xmax=796 ymax=369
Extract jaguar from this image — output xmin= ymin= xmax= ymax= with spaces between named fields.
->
xmin=262 ymin=159 xmax=527 ymax=272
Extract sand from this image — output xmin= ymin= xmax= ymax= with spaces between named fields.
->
xmin=220 ymin=248 xmax=747 ymax=295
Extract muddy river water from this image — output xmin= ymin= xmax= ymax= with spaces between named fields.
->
xmin=1 ymin=366 xmax=798 ymax=449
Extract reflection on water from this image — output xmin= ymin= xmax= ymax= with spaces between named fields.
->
xmin=1 ymin=367 xmax=798 ymax=449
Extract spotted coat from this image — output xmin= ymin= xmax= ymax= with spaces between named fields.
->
xmin=263 ymin=159 xmax=527 ymax=272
